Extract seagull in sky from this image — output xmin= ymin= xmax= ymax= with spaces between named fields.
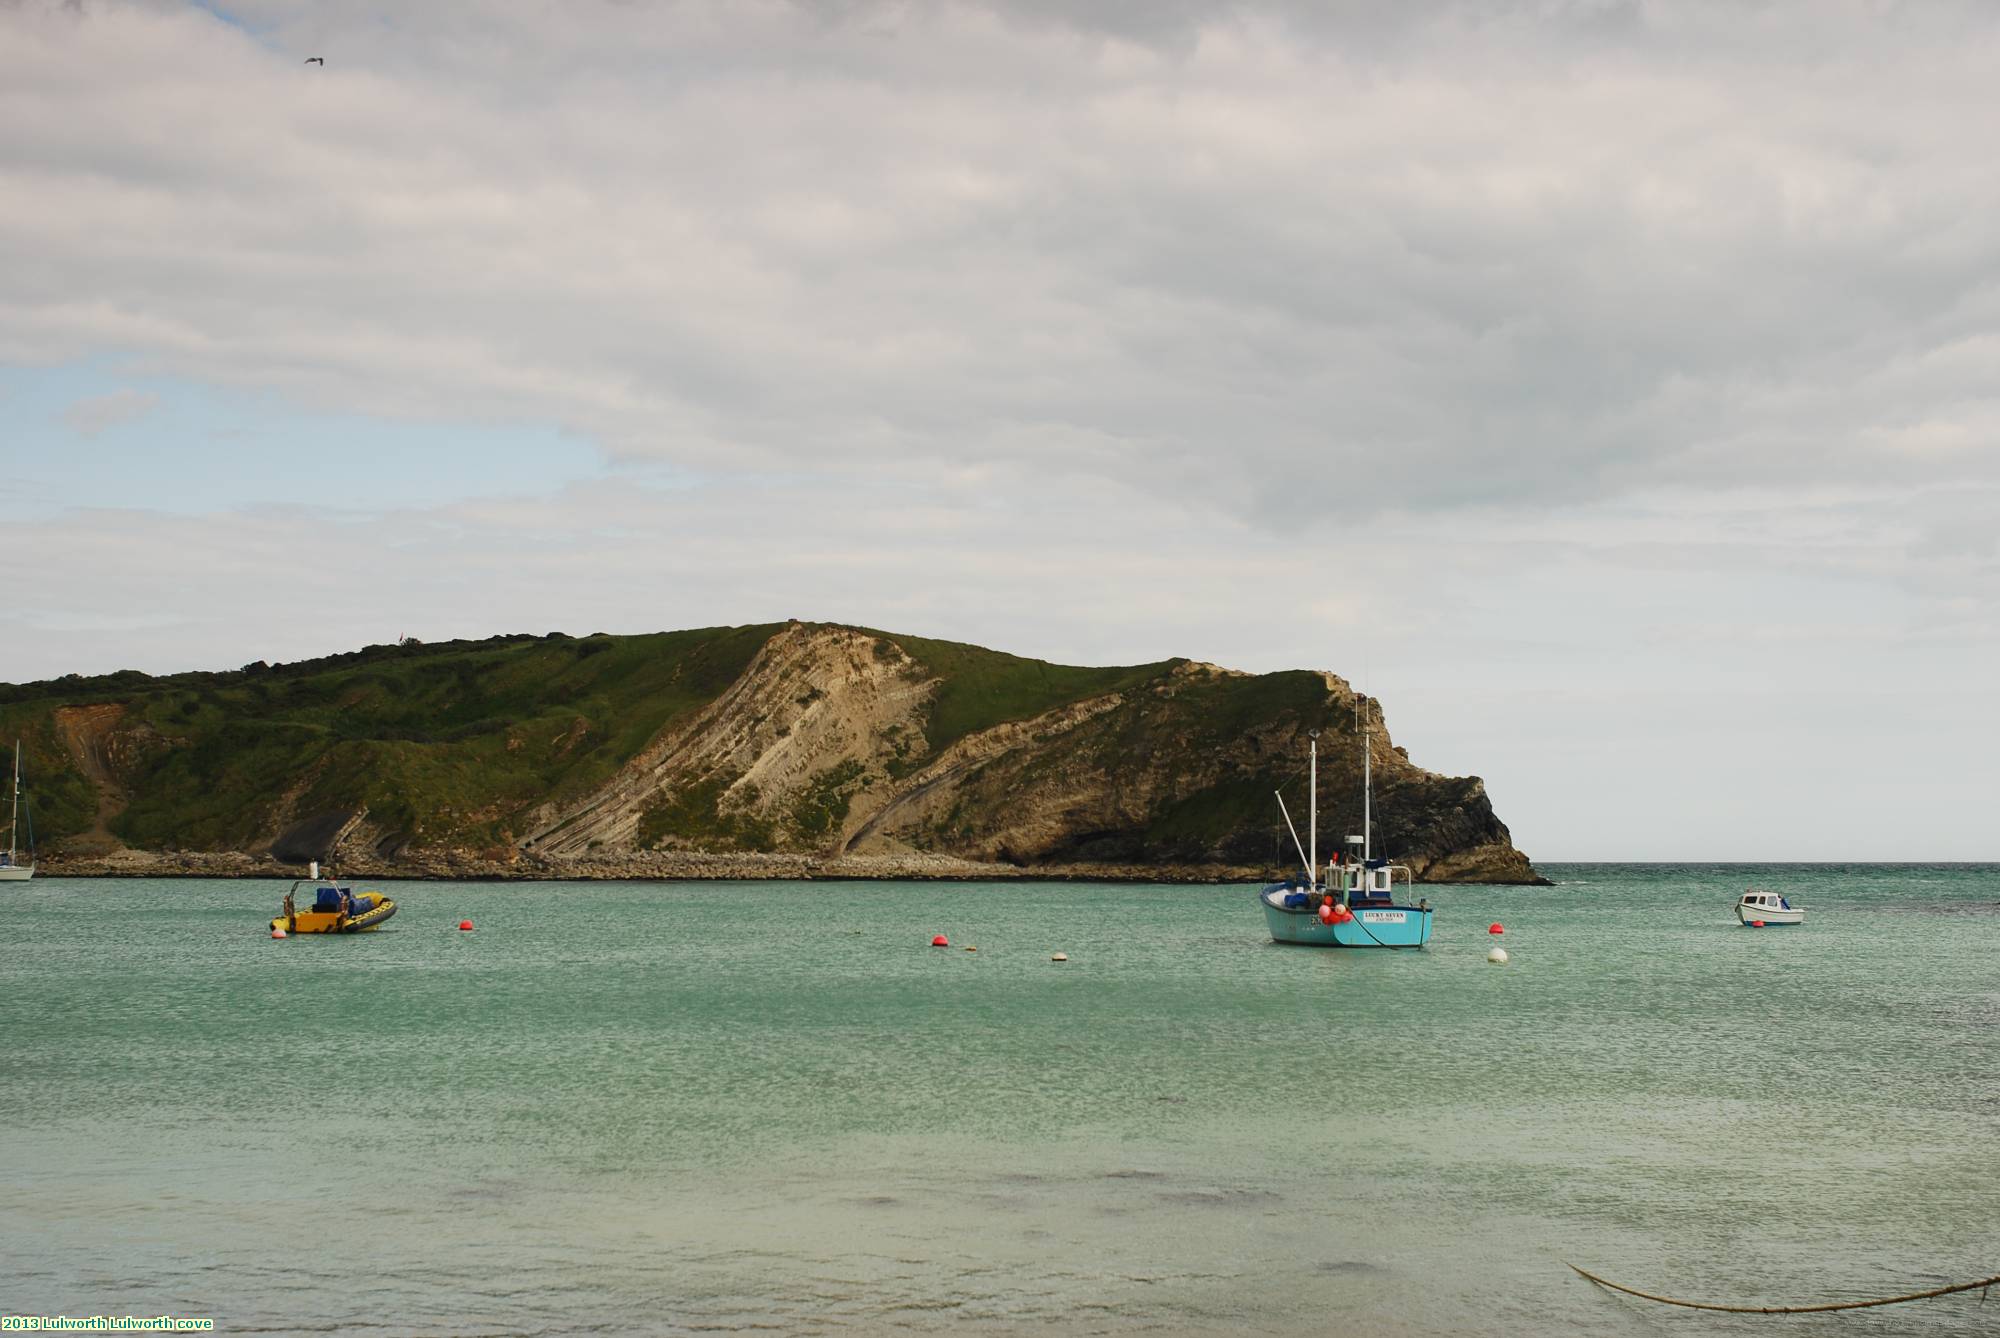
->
xmin=305 ymin=57 xmax=324 ymax=66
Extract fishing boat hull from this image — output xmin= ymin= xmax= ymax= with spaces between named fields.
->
xmin=1261 ymin=888 xmax=1433 ymax=948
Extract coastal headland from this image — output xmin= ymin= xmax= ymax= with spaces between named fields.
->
xmin=4 ymin=622 xmax=1546 ymax=884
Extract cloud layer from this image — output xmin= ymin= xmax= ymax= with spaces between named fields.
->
xmin=4 ymin=0 xmax=1999 ymax=856
xmin=9 ymin=2 xmax=1999 ymax=506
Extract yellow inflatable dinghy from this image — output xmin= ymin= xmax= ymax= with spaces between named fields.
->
xmin=271 ymin=875 xmax=397 ymax=934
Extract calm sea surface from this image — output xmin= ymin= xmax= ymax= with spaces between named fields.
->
xmin=3 ymin=866 xmax=1997 ymax=1336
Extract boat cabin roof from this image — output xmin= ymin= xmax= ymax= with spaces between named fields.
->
xmin=1739 ymin=890 xmax=1791 ymax=905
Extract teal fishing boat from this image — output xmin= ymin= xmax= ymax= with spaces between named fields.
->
xmin=1257 ymin=721 xmax=1433 ymax=949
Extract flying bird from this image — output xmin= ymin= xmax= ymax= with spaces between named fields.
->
xmin=304 ymin=56 xmax=324 ymax=66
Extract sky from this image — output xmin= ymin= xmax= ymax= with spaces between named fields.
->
xmin=4 ymin=0 xmax=1998 ymax=860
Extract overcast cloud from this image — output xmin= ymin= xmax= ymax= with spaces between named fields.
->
xmin=4 ymin=0 xmax=1998 ymax=859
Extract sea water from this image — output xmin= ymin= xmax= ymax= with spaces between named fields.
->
xmin=2 ymin=866 xmax=1996 ymax=1336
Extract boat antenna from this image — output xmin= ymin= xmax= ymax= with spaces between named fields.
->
xmin=1308 ymin=730 xmax=1319 ymax=889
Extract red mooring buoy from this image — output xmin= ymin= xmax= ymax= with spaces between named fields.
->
xmin=459 ymin=919 xmax=475 ymax=931
xmin=1488 ymin=923 xmax=1504 ymax=935
xmin=1752 ymin=920 xmax=1766 ymax=928
xmin=931 ymin=934 xmax=949 ymax=947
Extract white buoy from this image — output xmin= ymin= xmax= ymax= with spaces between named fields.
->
xmin=1051 ymin=952 xmax=1069 ymax=962
xmin=1487 ymin=946 xmax=1508 ymax=964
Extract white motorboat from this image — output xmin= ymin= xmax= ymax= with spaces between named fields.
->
xmin=1736 ymin=889 xmax=1802 ymax=926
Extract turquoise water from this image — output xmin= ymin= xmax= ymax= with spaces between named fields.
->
xmin=3 ymin=867 xmax=1997 ymax=1336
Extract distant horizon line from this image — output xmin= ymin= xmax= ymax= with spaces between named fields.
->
xmin=1536 ymin=859 xmax=1999 ymax=866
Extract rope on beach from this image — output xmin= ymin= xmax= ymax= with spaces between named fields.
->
xmin=1567 ymin=1262 xmax=2000 ymax=1314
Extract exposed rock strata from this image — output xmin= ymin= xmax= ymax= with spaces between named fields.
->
xmin=520 ymin=625 xmax=935 ymax=856
xmin=48 ymin=702 xmax=148 ymax=855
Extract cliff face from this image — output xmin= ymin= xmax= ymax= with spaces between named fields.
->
xmin=2 ymin=623 xmax=1544 ymax=883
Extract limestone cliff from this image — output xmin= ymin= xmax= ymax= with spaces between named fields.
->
xmin=3 ymin=622 xmax=1545 ymax=883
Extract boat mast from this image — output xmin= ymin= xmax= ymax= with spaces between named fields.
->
xmin=1308 ymin=731 xmax=1318 ymax=889
xmin=8 ymin=741 xmax=17 ymax=864
xmin=1361 ymin=702 xmax=1372 ymax=865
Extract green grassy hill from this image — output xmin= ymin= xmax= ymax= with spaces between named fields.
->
xmin=0 ymin=622 xmax=1541 ymax=882
xmin=0 ymin=626 xmax=776 ymax=852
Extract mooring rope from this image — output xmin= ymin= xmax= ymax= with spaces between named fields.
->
xmin=1568 ymin=1262 xmax=2000 ymax=1314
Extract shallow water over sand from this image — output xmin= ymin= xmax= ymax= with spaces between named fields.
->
xmin=4 ymin=866 xmax=1997 ymax=1335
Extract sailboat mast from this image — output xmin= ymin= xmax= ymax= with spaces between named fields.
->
xmin=1308 ymin=733 xmax=1318 ymax=888
xmin=8 ymin=741 xmax=17 ymax=864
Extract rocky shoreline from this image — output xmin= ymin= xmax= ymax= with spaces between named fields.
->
xmin=39 ymin=847 xmax=1548 ymax=884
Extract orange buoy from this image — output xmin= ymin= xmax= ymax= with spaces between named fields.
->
xmin=271 ymin=927 xmax=287 ymax=939
xmin=459 ymin=919 xmax=474 ymax=931
xmin=931 ymin=934 xmax=949 ymax=947
xmin=1318 ymin=904 xmax=1335 ymax=924
xmin=1752 ymin=920 xmax=1765 ymax=928
xmin=1488 ymin=923 xmax=1504 ymax=935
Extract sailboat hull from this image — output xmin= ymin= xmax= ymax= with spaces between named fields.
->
xmin=0 ymin=865 xmax=32 ymax=882
xmin=1261 ymin=889 xmax=1432 ymax=948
